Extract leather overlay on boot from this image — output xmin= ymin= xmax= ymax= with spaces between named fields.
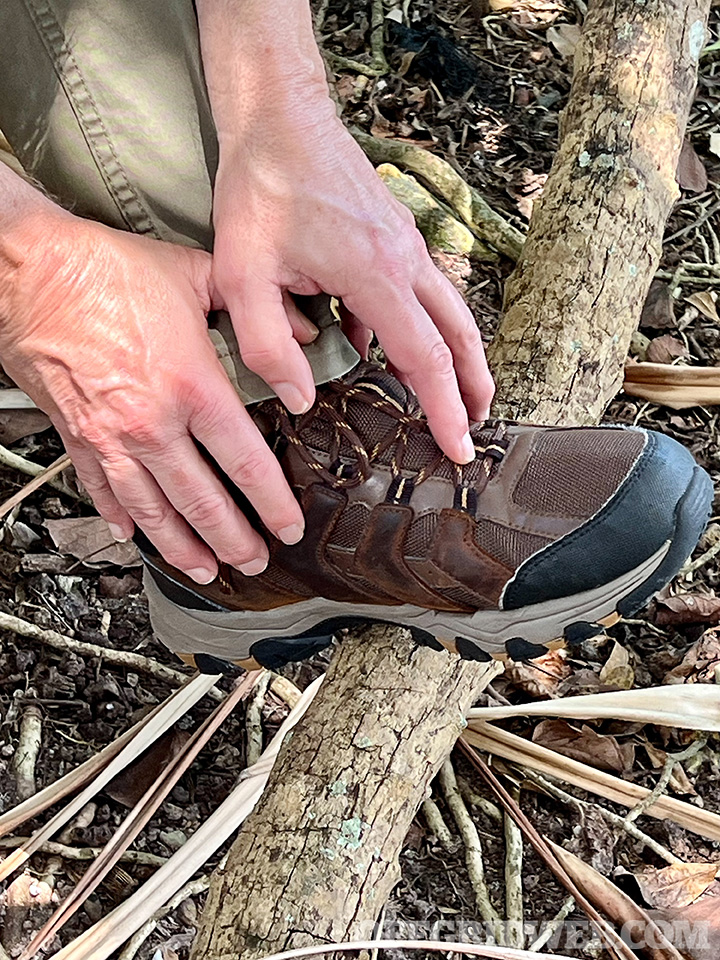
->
xmin=139 ymin=363 xmax=663 ymax=618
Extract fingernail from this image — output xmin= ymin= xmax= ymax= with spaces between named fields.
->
xmin=185 ymin=567 xmax=216 ymax=585
xmin=277 ymin=522 xmax=304 ymax=545
xmin=108 ymin=522 xmax=129 ymax=543
xmin=275 ymin=382 xmax=313 ymax=415
xmin=298 ymin=315 xmax=320 ymax=341
xmin=460 ymin=433 xmax=476 ymax=464
xmin=238 ymin=556 xmax=268 ymax=576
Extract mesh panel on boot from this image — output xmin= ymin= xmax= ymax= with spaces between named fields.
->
xmin=330 ymin=503 xmax=371 ymax=549
xmin=511 ymin=429 xmax=645 ymax=520
xmin=474 ymin=519 xmax=551 ymax=568
xmin=405 ymin=513 xmax=439 ymax=559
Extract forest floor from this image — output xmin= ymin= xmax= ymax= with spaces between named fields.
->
xmin=1 ymin=1 xmax=720 ymax=958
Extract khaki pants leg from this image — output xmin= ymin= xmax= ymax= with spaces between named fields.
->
xmin=0 ymin=0 xmax=359 ymax=402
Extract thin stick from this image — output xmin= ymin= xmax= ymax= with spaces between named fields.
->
xmin=258 ymin=940 xmax=580 ymax=960
xmin=0 ymin=454 xmax=75 ymax=519
xmin=438 ymin=758 xmax=503 ymax=940
xmin=22 ymin=671 xmax=262 ymax=959
xmin=421 ymin=798 xmax=455 ymax=851
xmin=624 ymin=740 xmax=705 ymax=824
xmin=458 ymin=741 xmax=635 ymax=960
xmin=522 ymin=768 xmax=681 ymax=866
xmin=0 ymin=673 xmax=219 ymax=880
xmin=13 ymin=702 xmax=43 ymax=800
xmin=0 ymin=609 xmax=193 ymax=688
xmin=0 ymin=449 xmax=82 ymax=505
xmin=0 ymin=837 xmax=167 ymax=867
xmin=246 ymin=670 xmax=272 ymax=766
xmin=528 ymin=898 xmax=576 ymax=953
xmin=504 ymin=786 xmax=524 ymax=949
xmin=116 ymin=876 xmax=211 ymax=960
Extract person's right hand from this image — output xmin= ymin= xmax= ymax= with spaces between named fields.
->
xmin=0 ymin=212 xmax=311 ymax=583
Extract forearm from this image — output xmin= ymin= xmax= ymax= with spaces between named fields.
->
xmin=195 ymin=0 xmax=334 ymax=144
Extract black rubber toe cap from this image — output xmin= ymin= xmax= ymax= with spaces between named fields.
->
xmin=502 ymin=430 xmax=712 ymax=611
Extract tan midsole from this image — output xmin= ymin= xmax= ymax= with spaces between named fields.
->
xmin=144 ymin=542 xmax=668 ymax=665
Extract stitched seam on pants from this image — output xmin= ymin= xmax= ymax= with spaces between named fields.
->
xmin=22 ymin=0 xmax=161 ymax=237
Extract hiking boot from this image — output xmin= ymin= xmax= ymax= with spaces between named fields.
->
xmin=138 ymin=363 xmax=714 ymax=672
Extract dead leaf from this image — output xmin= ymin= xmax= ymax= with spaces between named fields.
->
xmin=549 ymin=842 xmax=687 ymax=960
xmin=677 ymin=140 xmax=708 ymax=193
xmin=653 ymin=594 xmax=720 ymax=627
xmin=532 ymin=718 xmax=635 ymax=773
xmin=599 ymin=641 xmax=635 ymax=689
xmin=641 ymin=281 xmax=677 ymax=329
xmin=105 ymin=728 xmax=191 ymax=808
xmin=646 ymin=335 xmax=689 ymax=365
xmin=44 ymin=517 xmax=141 ymax=568
xmin=651 ymin=880 xmax=720 ymax=960
xmin=636 ymin=863 xmax=719 ymax=911
xmin=547 ymin=22 xmax=581 ymax=58
xmin=503 ymin=647 xmax=571 ymax=697
xmin=0 ymin=409 xmax=52 ymax=445
xmin=710 ymin=132 xmax=720 ymax=159
xmin=664 ymin=628 xmax=720 ymax=685
xmin=686 ymin=291 xmax=719 ymax=323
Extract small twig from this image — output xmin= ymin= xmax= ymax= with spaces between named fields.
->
xmin=457 ymin=777 xmax=504 ymax=824
xmin=0 ymin=453 xmax=78 ymax=520
xmin=625 ymin=740 xmax=706 ymax=825
xmin=0 ymin=836 xmax=167 ymax=867
xmin=13 ymin=702 xmax=43 ymax=801
xmin=528 ymin=897 xmax=576 ymax=953
xmin=458 ymin=741 xmax=635 ymax=960
xmin=117 ymin=875 xmax=211 ymax=960
xmin=0 ymin=449 xmax=83 ymax=507
xmin=369 ymin=0 xmax=389 ymax=73
xmin=246 ymin=669 xmax=272 ymax=766
xmin=522 ymin=768 xmax=681 ymax=866
xmin=421 ymin=798 xmax=455 ymax=851
xmin=0 ymin=609 xmax=195 ymax=690
xmin=270 ymin=675 xmax=303 ymax=709
xmin=504 ymin=786 xmax=524 ymax=949
xmin=438 ymin=758 xmax=504 ymax=941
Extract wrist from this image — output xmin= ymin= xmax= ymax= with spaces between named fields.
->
xmin=0 ymin=167 xmax=82 ymax=324
xmin=197 ymin=0 xmax=332 ymax=144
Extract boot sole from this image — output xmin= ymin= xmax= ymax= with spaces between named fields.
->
xmin=149 ymin=466 xmax=713 ymax=672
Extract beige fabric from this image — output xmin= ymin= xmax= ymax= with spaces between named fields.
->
xmin=0 ymin=0 xmax=359 ymax=401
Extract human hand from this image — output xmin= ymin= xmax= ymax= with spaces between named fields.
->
xmin=0 ymin=211 xmax=310 ymax=582
xmin=211 ymin=99 xmax=495 ymax=465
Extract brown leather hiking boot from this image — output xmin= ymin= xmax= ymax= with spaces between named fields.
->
xmin=138 ymin=363 xmax=713 ymax=672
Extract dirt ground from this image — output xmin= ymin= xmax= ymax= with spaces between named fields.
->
xmin=1 ymin=1 xmax=720 ymax=958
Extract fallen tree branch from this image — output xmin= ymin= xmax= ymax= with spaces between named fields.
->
xmin=354 ymin=129 xmax=525 ymax=260
xmin=0 ymin=609 xmax=192 ymax=688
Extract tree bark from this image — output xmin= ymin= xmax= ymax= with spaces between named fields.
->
xmin=192 ymin=1 xmax=710 ymax=956
xmin=487 ymin=0 xmax=710 ymax=425
xmin=191 ymin=626 xmax=501 ymax=959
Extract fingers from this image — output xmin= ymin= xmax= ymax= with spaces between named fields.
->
xmin=187 ymin=374 xmax=306 ymax=544
xmin=414 ymin=266 xmax=495 ymax=422
xmin=59 ymin=434 xmax=134 ymax=541
xmin=284 ymin=292 xmax=320 ymax=346
xmin=224 ymin=279 xmax=316 ymax=414
xmin=98 ymin=452 xmax=221 ymax=582
xmin=345 ymin=283 xmax=475 ymax=464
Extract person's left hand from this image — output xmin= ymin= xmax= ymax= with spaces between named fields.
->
xmin=210 ymin=93 xmax=495 ymax=465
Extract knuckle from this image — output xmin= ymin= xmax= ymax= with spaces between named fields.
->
xmin=181 ymin=490 xmax=230 ymax=530
xmin=131 ymin=502 xmax=174 ymax=530
xmin=227 ymin=446 xmax=272 ymax=490
xmin=423 ymin=339 xmax=455 ymax=378
xmin=240 ymin=344 xmax=286 ymax=377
